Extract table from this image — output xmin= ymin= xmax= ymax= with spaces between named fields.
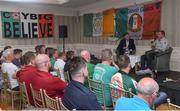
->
xmin=128 ymin=55 xmax=141 ymax=68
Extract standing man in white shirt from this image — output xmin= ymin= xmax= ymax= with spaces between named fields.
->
xmin=139 ymin=30 xmax=170 ymax=73
xmin=1 ymin=48 xmax=19 ymax=91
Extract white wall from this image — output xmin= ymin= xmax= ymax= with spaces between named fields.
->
xmin=78 ymin=0 xmax=157 ymax=15
xmin=0 ymin=2 xmax=76 ymax=16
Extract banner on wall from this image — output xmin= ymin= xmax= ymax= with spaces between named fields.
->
xmin=103 ymin=8 xmax=115 ymax=37
xmin=115 ymin=2 xmax=161 ymax=39
xmin=83 ymin=1 xmax=161 ymax=40
xmin=1 ymin=11 xmax=54 ymax=38
xmin=93 ymin=12 xmax=103 ymax=37
xmin=83 ymin=13 xmax=93 ymax=37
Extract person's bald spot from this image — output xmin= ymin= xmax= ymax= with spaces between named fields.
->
xmin=80 ymin=50 xmax=90 ymax=62
xmin=137 ymin=77 xmax=159 ymax=95
xmin=35 ymin=54 xmax=50 ymax=68
xmin=139 ymin=77 xmax=155 ymax=86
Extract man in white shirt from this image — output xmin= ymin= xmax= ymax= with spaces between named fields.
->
xmin=139 ymin=30 xmax=170 ymax=74
xmin=54 ymin=52 xmax=66 ymax=80
xmin=1 ymin=48 xmax=19 ymax=91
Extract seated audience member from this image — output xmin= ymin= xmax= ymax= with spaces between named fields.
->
xmin=12 ymin=49 xmax=23 ymax=68
xmin=35 ymin=45 xmax=40 ymax=55
xmin=112 ymin=55 xmax=167 ymax=107
xmin=63 ymin=56 xmax=102 ymax=110
xmin=64 ymin=50 xmax=75 ymax=81
xmin=39 ymin=45 xmax=46 ymax=54
xmin=64 ymin=50 xmax=75 ymax=72
xmin=54 ymin=52 xmax=66 ymax=80
xmin=0 ymin=46 xmax=12 ymax=59
xmin=93 ymin=48 xmax=119 ymax=106
xmin=31 ymin=54 xmax=67 ymax=98
xmin=116 ymin=32 xmax=136 ymax=56
xmin=1 ymin=49 xmax=19 ymax=91
xmin=115 ymin=77 xmax=160 ymax=110
xmin=16 ymin=51 xmax=37 ymax=105
xmin=50 ymin=48 xmax=58 ymax=67
xmin=80 ymin=50 xmax=95 ymax=87
xmin=138 ymin=30 xmax=170 ymax=74
xmin=45 ymin=47 xmax=53 ymax=56
xmin=111 ymin=55 xmax=137 ymax=94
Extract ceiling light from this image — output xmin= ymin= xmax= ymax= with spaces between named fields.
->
xmin=57 ymin=0 xmax=69 ymax=4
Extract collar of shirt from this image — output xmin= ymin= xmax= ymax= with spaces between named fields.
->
xmin=71 ymin=80 xmax=85 ymax=87
xmin=133 ymin=95 xmax=150 ymax=108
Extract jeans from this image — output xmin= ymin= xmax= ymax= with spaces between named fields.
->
xmin=154 ymin=92 xmax=168 ymax=107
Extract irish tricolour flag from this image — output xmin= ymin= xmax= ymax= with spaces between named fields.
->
xmin=115 ymin=2 xmax=161 ymax=39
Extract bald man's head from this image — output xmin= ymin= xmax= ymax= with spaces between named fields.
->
xmin=80 ymin=50 xmax=91 ymax=62
xmin=137 ymin=77 xmax=159 ymax=96
xmin=35 ymin=54 xmax=51 ymax=71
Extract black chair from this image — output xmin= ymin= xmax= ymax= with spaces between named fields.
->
xmin=152 ymin=47 xmax=173 ymax=72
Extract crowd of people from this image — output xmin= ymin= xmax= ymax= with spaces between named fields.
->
xmin=0 ymin=30 xmax=170 ymax=110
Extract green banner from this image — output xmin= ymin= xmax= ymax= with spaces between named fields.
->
xmin=1 ymin=12 xmax=21 ymax=38
xmin=83 ymin=13 xmax=93 ymax=37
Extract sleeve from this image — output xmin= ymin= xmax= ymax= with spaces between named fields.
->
xmin=111 ymin=73 xmax=124 ymax=89
xmin=54 ymin=61 xmax=59 ymax=69
xmin=16 ymin=70 xmax=20 ymax=78
xmin=161 ymin=38 xmax=169 ymax=51
xmin=51 ymin=76 xmax=67 ymax=91
xmin=115 ymin=98 xmax=122 ymax=110
xmin=116 ymin=39 xmax=124 ymax=55
xmin=82 ymin=93 xmax=102 ymax=110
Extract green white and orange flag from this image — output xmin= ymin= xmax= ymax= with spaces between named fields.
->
xmin=103 ymin=8 xmax=115 ymax=37
xmin=115 ymin=2 xmax=161 ymax=39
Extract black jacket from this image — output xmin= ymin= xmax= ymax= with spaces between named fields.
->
xmin=116 ymin=38 xmax=136 ymax=56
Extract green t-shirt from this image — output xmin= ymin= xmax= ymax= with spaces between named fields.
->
xmin=84 ymin=63 xmax=95 ymax=87
xmin=50 ymin=57 xmax=56 ymax=67
xmin=93 ymin=63 xmax=118 ymax=106
xmin=121 ymin=73 xmax=137 ymax=95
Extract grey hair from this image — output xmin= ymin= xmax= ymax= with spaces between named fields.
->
xmin=2 ymin=48 xmax=13 ymax=59
xmin=101 ymin=48 xmax=112 ymax=61
xmin=137 ymin=78 xmax=159 ymax=96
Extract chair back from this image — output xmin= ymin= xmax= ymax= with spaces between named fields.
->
xmin=30 ymin=84 xmax=45 ymax=108
xmin=154 ymin=47 xmax=173 ymax=72
xmin=43 ymin=90 xmax=60 ymax=110
xmin=109 ymin=84 xmax=134 ymax=107
xmin=19 ymin=82 xmax=30 ymax=109
xmin=59 ymin=98 xmax=69 ymax=110
xmin=88 ymin=79 xmax=106 ymax=107
xmin=2 ymin=72 xmax=11 ymax=89
xmin=167 ymin=98 xmax=180 ymax=110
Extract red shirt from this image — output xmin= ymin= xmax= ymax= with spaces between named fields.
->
xmin=16 ymin=65 xmax=37 ymax=105
xmin=30 ymin=69 xmax=67 ymax=99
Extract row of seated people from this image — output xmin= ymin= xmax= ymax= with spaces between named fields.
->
xmin=81 ymin=49 xmax=167 ymax=110
xmin=0 ymin=45 xmax=167 ymax=110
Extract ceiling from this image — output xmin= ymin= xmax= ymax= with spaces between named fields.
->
xmin=0 ymin=0 xmax=103 ymax=8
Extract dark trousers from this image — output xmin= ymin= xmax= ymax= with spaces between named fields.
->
xmin=141 ymin=50 xmax=159 ymax=70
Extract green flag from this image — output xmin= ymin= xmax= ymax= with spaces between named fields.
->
xmin=83 ymin=13 xmax=93 ymax=37
xmin=115 ymin=8 xmax=128 ymax=38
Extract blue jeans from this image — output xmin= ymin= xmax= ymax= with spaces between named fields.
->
xmin=154 ymin=92 xmax=168 ymax=107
